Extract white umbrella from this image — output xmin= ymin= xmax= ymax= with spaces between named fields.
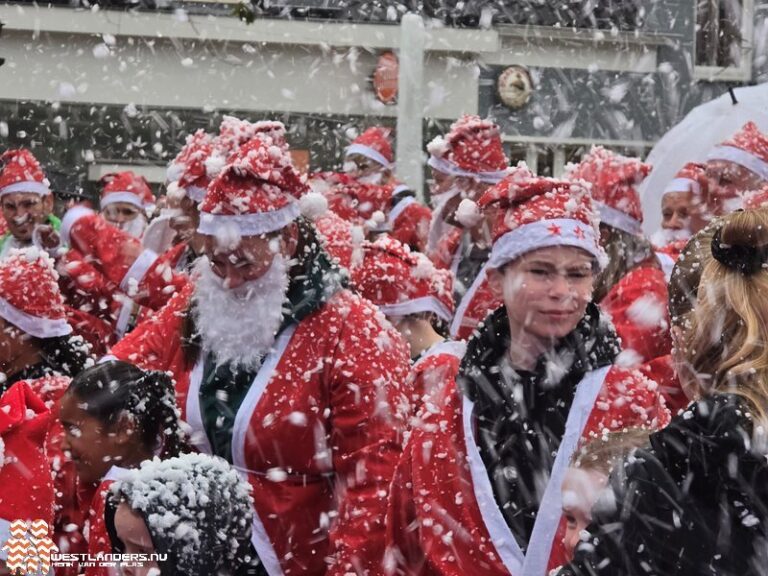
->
xmin=640 ymin=83 xmax=768 ymax=235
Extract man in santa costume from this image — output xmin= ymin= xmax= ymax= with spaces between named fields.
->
xmin=568 ymin=147 xmax=671 ymax=365
xmin=0 ymin=149 xmax=60 ymax=259
xmin=351 ymin=235 xmax=464 ymax=413
xmin=424 ymin=116 xmax=518 ymax=341
xmin=343 ymin=127 xmax=433 ymax=252
xmin=110 ymin=135 xmax=411 ymax=576
xmin=385 ymin=173 xmax=670 ymax=576
xmin=651 ymin=162 xmax=708 ymax=281
xmin=696 ymin=121 xmax=768 ymax=230
xmin=99 ymin=171 xmax=156 ymax=239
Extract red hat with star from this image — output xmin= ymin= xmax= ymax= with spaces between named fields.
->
xmin=478 ymin=175 xmax=603 ymax=269
xmin=351 ymin=236 xmax=454 ymax=323
xmin=0 ymin=149 xmax=51 ymax=197
xmin=166 ymin=130 xmax=215 ymax=204
xmin=0 ymin=382 xmax=55 ymax=536
xmin=567 ymin=146 xmax=651 ymax=236
xmin=707 ymin=121 xmax=768 ymax=182
xmin=100 ymin=171 xmax=155 ymax=212
xmin=345 ymin=127 xmax=394 ymax=169
xmin=427 ymin=115 xmax=509 ymax=183
xmin=663 ymin=162 xmax=707 ymax=198
xmin=0 ymin=248 xmax=72 ymax=339
xmin=198 ymin=137 xmax=315 ymax=238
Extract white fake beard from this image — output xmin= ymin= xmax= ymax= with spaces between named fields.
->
xmin=650 ymin=226 xmax=691 ymax=247
xmin=357 ymin=172 xmax=384 ymax=185
xmin=115 ymin=216 xmax=148 ymax=238
xmin=192 ymin=255 xmax=289 ymax=371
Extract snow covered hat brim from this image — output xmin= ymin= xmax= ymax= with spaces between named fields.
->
xmin=0 ymin=295 xmax=72 ymax=339
xmin=487 ymin=218 xmax=603 ymax=270
xmin=379 ymin=296 xmax=453 ymax=324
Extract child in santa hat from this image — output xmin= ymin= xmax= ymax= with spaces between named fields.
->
xmin=351 ymin=236 xmax=464 ymax=413
xmin=385 ymin=174 xmax=669 ymax=576
xmin=99 ymin=171 xmax=156 ymax=239
xmin=107 ymin=453 xmax=259 ymax=576
xmin=568 ymin=146 xmax=671 ymax=365
xmin=59 ymin=360 xmax=185 ymax=576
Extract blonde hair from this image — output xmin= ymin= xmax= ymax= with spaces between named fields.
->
xmin=572 ymin=428 xmax=651 ymax=477
xmin=683 ymin=208 xmax=768 ymax=425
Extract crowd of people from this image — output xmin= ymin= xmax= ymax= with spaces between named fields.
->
xmin=0 ymin=113 xmax=767 ymax=576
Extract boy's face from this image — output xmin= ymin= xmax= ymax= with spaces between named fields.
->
xmin=561 ymin=467 xmax=609 ymax=559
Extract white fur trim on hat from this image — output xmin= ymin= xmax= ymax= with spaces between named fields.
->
xmin=379 ymin=295 xmax=453 ymax=324
xmin=101 ymin=191 xmax=145 ymax=210
xmin=60 ymin=205 xmax=95 ymax=247
xmin=119 ymin=249 xmax=159 ymax=294
xmin=0 ymin=181 xmax=51 ymax=197
xmin=488 ymin=218 xmax=601 ymax=270
xmin=596 ymin=202 xmax=643 ymax=236
xmin=0 ymin=295 xmax=72 ymax=339
xmin=185 ymin=185 xmax=207 ymax=204
xmin=388 ymin=195 xmax=417 ymax=227
xmin=345 ymin=143 xmax=392 ymax=169
xmin=427 ymin=155 xmax=509 ymax=184
xmin=197 ymin=202 xmax=300 ymax=237
xmin=707 ymin=145 xmax=768 ymax=182
xmin=298 ymin=191 xmax=328 ymax=221
xmin=663 ymin=177 xmax=701 ymax=197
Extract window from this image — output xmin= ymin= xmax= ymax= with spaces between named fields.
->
xmin=695 ymin=0 xmax=753 ymax=80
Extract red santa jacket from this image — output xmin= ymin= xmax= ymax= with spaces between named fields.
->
xmin=448 ymin=270 xmax=501 ymax=341
xmin=639 ymin=354 xmax=688 ymax=415
xmin=385 ymin=365 xmax=670 ymax=576
xmin=654 ymin=240 xmax=687 ymax=282
xmin=388 ymin=197 xmax=432 ymax=254
xmin=111 ymin=284 xmax=410 ymax=576
xmin=599 ymin=262 xmax=672 ymax=365
xmin=85 ymin=467 xmax=132 ymax=576
xmin=22 ymin=375 xmax=88 ymax=574
xmin=429 ymin=228 xmax=463 ymax=274
xmin=407 ymin=341 xmax=466 ymax=415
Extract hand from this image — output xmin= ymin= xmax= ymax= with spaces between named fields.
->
xmin=33 ymin=224 xmax=62 ymax=251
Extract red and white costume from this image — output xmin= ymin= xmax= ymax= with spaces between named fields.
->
xmin=568 ymin=147 xmax=671 ymax=364
xmin=385 ymin=174 xmax=671 ymax=576
xmin=706 ymin=121 xmax=768 ymax=184
xmin=111 ymin=136 xmax=411 ymax=576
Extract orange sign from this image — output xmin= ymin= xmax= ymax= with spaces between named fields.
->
xmin=373 ymin=51 xmax=398 ymax=105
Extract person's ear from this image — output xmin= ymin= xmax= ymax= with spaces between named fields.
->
xmin=112 ymin=413 xmax=140 ymax=447
xmin=487 ymin=266 xmax=505 ymax=298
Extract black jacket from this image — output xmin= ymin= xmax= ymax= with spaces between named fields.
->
xmin=560 ymin=393 xmax=768 ymax=576
xmin=457 ymin=302 xmax=621 ymax=551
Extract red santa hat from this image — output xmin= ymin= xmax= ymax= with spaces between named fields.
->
xmin=216 ymin=116 xmax=288 ymax=157
xmin=100 ymin=171 xmax=155 ymax=212
xmin=0 ymin=248 xmax=72 ymax=339
xmin=345 ymin=127 xmax=394 ymax=169
xmin=0 ymin=381 xmax=55 ymax=548
xmin=567 ymin=146 xmax=651 ymax=237
xmin=741 ymin=185 xmax=768 ymax=211
xmin=0 ymin=149 xmax=51 ymax=197
xmin=324 ymin=180 xmax=393 ymax=229
xmin=427 ymin=115 xmax=509 ymax=184
xmin=167 ymin=130 xmax=215 ymax=204
xmin=707 ymin=122 xmax=768 ymax=182
xmin=663 ymin=162 xmax=707 ymax=198
xmin=198 ymin=137 xmax=319 ymax=238
xmin=351 ymin=236 xmax=454 ymax=323
xmin=478 ymin=175 xmax=603 ymax=269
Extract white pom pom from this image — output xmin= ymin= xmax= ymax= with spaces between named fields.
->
xmin=298 ymin=192 xmax=328 ymax=220
xmin=167 ymin=181 xmax=186 ymax=201
xmin=204 ymin=153 xmax=226 ymax=178
xmin=166 ymin=163 xmax=185 ymax=183
xmin=456 ymin=199 xmax=482 ymax=228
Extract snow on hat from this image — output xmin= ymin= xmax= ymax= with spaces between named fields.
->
xmin=567 ymin=146 xmax=651 ymax=237
xmin=742 ymin=185 xmax=768 ymax=211
xmin=0 ymin=149 xmax=51 ymax=197
xmin=351 ymin=236 xmax=454 ymax=323
xmin=427 ymin=115 xmax=509 ymax=183
xmin=479 ymin=175 xmax=602 ymax=269
xmin=324 ymin=180 xmax=393 ymax=229
xmin=707 ymin=122 xmax=768 ymax=182
xmin=0 ymin=382 xmax=54 ymax=553
xmin=216 ymin=116 xmax=287 ymax=158
xmin=198 ymin=137 xmax=311 ymax=238
xmin=0 ymin=248 xmax=72 ymax=339
xmin=166 ymin=130 xmax=215 ymax=204
xmin=663 ymin=162 xmax=707 ymax=198
xmin=345 ymin=126 xmax=394 ymax=169
xmin=100 ymin=171 xmax=155 ymax=212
